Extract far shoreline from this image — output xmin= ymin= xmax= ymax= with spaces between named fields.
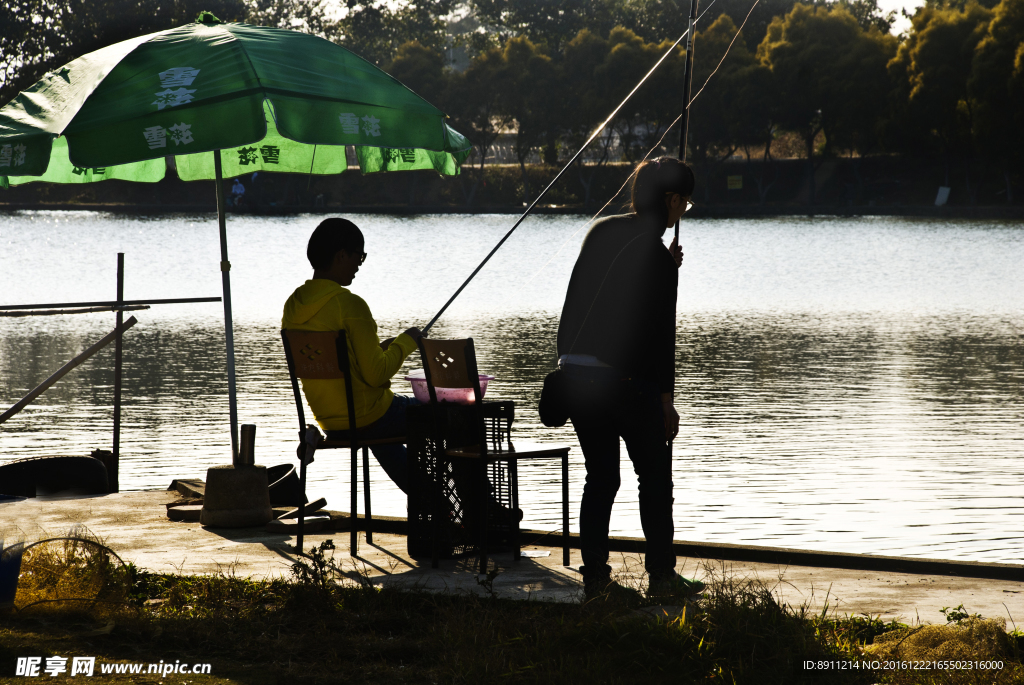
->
xmin=3 ymin=201 xmax=1023 ymax=220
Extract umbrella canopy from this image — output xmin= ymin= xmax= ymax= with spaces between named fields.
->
xmin=0 ymin=14 xmax=470 ymax=185
xmin=0 ymin=14 xmax=471 ymax=459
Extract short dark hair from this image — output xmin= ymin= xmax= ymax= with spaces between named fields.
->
xmin=630 ymin=157 xmax=696 ymax=221
xmin=307 ymin=218 xmax=364 ymax=270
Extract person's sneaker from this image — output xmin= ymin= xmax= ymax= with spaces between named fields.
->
xmin=647 ymin=573 xmax=706 ymax=599
xmin=584 ymin=577 xmax=643 ymax=607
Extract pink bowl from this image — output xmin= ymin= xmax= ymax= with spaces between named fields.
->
xmin=404 ymin=370 xmax=495 ymax=404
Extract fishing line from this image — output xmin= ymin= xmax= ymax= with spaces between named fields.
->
xmin=492 ymin=115 xmax=681 ymax=314
xmin=690 ymin=0 xmax=761 ymax=106
xmin=422 ymin=0 xmax=724 ymax=334
xmin=493 ymin=0 xmax=760 ymax=311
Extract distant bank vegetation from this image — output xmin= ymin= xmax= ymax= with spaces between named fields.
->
xmin=2 ymin=0 xmax=1022 ymax=206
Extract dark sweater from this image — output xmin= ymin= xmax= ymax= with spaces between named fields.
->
xmin=557 ymin=214 xmax=678 ymax=393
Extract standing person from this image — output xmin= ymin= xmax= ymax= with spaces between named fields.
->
xmin=230 ymin=178 xmax=246 ymax=209
xmin=282 ymin=218 xmax=422 ymax=493
xmin=557 ymin=157 xmax=701 ymax=602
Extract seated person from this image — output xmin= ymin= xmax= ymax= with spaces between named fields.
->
xmin=282 ymin=217 xmax=421 ymax=493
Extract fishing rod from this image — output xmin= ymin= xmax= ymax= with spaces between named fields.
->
xmin=455 ymin=0 xmax=762 ymax=323
xmin=676 ymin=0 xmax=699 ymax=245
xmin=420 ymin=11 xmax=715 ymax=335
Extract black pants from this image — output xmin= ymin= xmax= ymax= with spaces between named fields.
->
xmin=563 ymin=365 xmax=676 ymax=582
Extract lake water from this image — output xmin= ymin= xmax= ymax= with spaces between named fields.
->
xmin=1 ymin=210 xmax=1022 ymax=564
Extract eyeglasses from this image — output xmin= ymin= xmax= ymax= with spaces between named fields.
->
xmin=666 ymin=192 xmax=694 ymax=214
xmin=359 ymin=252 xmax=367 ymax=265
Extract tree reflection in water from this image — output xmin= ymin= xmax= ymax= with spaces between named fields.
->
xmin=2 ymin=310 xmax=1021 ymax=563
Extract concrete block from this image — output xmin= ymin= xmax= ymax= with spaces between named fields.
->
xmin=199 ymin=465 xmax=272 ymax=528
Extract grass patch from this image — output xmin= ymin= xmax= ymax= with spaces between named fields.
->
xmin=1 ymin=537 xmax=1021 ymax=684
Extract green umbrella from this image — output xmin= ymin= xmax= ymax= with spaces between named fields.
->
xmin=0 ymin=13 xmax=471 ymax=458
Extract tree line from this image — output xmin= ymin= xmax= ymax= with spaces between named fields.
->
xmin=2 ymin=0 xmax=1022 ymax=204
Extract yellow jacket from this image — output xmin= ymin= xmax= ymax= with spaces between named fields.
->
xmin=282 ymin=279 xmax=417 ymax=431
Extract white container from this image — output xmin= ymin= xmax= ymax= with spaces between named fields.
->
xmin=404 ymin=369 xmax=495 ymax=404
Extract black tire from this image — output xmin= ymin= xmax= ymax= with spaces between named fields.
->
xmin=0 ymin=456 xmax=108 ymax=498
xmin=267 ymin=463 xmax=307 ymax=506
xmin=266 ymin=463 xmax=292 ymax=486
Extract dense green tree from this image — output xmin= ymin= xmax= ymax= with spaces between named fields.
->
xmin=444 ymin=47 xmax=510 ymax=202
xmin=336 ymin=0 xmax=456 ymax=66
xmin=833 ymin=0 xmax=896 ymax=32
xmin=560 ymin=29 xmax=620 ymax=205
xmin=886 ymin=2 xmax=993 ymax=198
xmin=621 ymin=0 xmax=803 ymax=51
xmin=594 ymin=28 xmax=685 ymax=163
xmin=826 ymin=20 xmax=896 ymax=156
xmin=969 ymin=0 xmax=1024 ymax=202
xmin=722 ymin=55 xmax=779 ymax=203
xmin=625 ymin=3 xmax=787 ymax=200
xmin=386 ymin=41 xmax=449 ymax=106
xmin=923 ymin=0 xmax=1001 ymax=10
xmin=0 ymin=0 xmax=247 ymax=108
xmin=615 ymin=0 xmax=689 ymax=42
xmin=687 ymin=14 xmax=760 ymax=200
xmin=244 ymin=0 xmax=338 ymax=36
xmin=10 ymin=0 xmax=1021 ymax=210
xmin=470 ymin=0 xmax=627 ymax=51
xmin=758 ymin=3 xmax=894 ymax=203
xmin=497 ymin=36 xmax=558 ymax=200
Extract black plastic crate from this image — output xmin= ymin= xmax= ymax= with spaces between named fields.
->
xmin=407 ymin=401 xmax=517 ymax=560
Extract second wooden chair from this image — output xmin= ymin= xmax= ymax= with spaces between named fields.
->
xmin=415 ymin=337 xmax=570 ymax=573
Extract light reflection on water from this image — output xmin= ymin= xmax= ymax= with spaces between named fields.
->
xmin=1 ymin=211 xmax=1022 ymax=563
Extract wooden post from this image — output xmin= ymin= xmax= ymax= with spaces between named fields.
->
xmin=112 ymin=253 xmax=124 ymax=493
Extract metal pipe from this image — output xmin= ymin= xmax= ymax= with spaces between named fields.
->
xmin=112 ymin=253 xmax=124 ymax=493
xmin=214 ymin=151 xmax=240 ymax=462
xmin=0 ymin=317 xmax=138 ymax=425
xmin=0 ymin=297 xmax=220 ymax=311
xmin=0 ymin=305 xmax=151 ymax=317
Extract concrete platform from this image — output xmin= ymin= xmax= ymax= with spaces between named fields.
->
xmin=2 ymin=490 xmax=1022 ymax=626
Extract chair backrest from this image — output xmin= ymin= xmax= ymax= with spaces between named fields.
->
xmin=282 ymin=330 xmax=346 ymax=380
xmin=418 ymin=337 xmax=482 ymax=405
xmin=281 ymin=329 xmax=358 ymax=440
xmin=419 ymin=337 xmax=513 ymax=456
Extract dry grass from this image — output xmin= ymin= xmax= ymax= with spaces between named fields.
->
xmin=6 ymin=528 xmax=132 ymax=619
xmin=1 ymin=536 xmax=1021 ymax=684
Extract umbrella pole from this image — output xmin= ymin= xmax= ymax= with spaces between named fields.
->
xmin=214 ymin=151 xmax=240 ymax=461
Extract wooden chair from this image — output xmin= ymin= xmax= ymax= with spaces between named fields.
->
xmin=281 ymin=329 xmax=406 ymax=556
xmin=417 ymin=337 xmax=570 ymax=573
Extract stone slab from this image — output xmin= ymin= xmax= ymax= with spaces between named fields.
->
xmin=1 ymin=491 xmax=1022 ymax=626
